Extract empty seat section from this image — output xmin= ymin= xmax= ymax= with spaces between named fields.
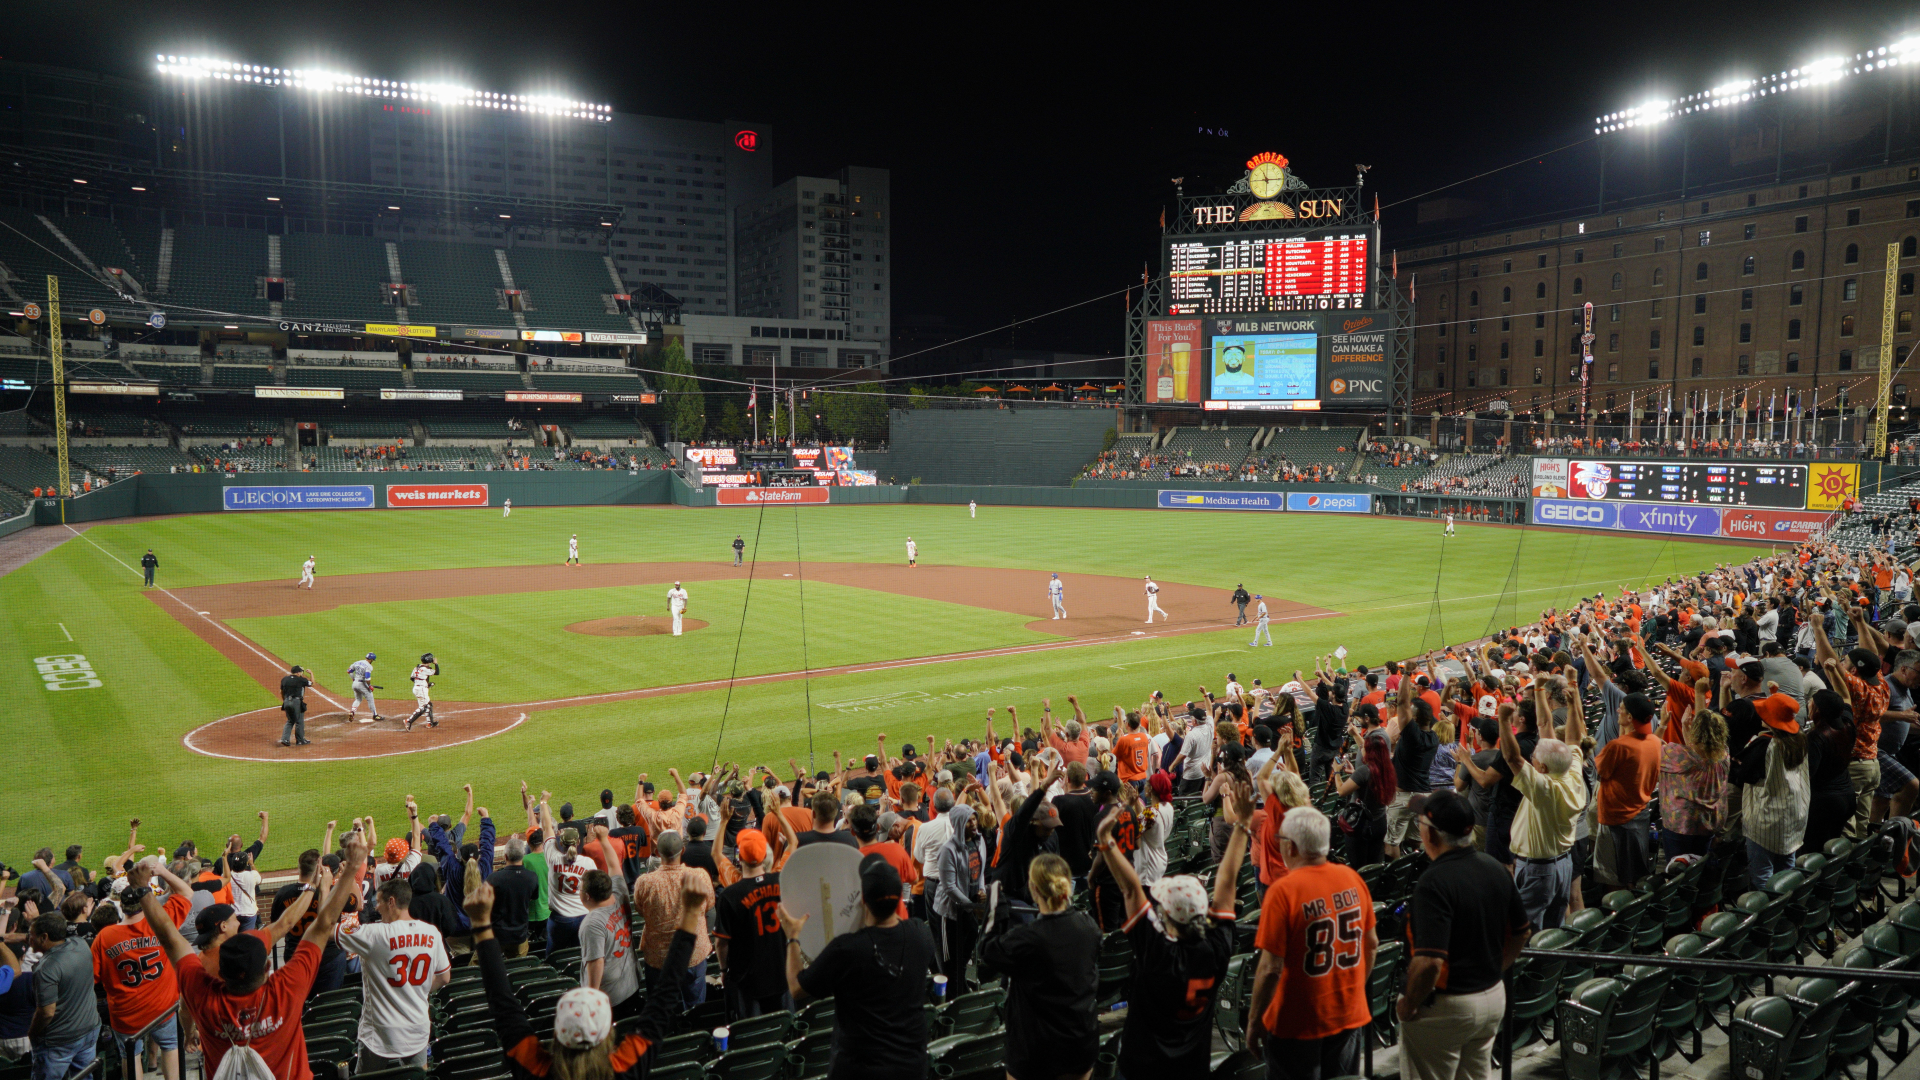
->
xmin=397 ymin=241 xmax=509 ymax=327
xmin=167 ymin=225 xmax=270 ymax=318
xmin=500 ymin=248 xmax=631 ymax=331
xmin=280 ymin=233 xmax=393 ymax=323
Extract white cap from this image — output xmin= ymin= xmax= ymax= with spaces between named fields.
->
xmin=552 ymin=987 xmax=612 ymax=1048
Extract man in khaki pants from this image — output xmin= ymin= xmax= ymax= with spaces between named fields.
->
xmin=1396 ymin=792 xmax=1531 ymax=1080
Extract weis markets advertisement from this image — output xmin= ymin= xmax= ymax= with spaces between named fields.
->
xmin=717 ymin=487 xmax=830 ymax=505
xmin=386 ymin=484 xmax=490 ymax=508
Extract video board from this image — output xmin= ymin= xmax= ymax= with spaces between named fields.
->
xmin=1167 ymin=229 xmax=1373 ymax=315
xmin=1557 ymin=460 xmax=1808 ymax=509
xmin=1207 ymin=331 xmax=1317 ymax=401
xmin=1192 ymin=311 xmax=1390 ymax=410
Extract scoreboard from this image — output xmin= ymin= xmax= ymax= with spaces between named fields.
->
xmin=1563 ymin=460 xmax=1807 ymax=509
xmin=1167 ymin=231 xmax=1373 ymax=315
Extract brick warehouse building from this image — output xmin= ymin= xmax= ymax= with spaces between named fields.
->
xmin=1390 ymin=46 xmax=1920 ymax=434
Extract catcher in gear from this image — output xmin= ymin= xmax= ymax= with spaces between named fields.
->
xmin=404 ymin=652 xmax=440 ymax=731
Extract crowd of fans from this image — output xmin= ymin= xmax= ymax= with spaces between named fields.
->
xmin=1529 ymin=435 xmax=1867 ymax=459
xmin=10 ymin=537 xmax=1920 ymax=1080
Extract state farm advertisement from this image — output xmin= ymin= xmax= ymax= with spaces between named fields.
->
xmin=386 ymin=484 xmax=489 ymax=508
xmin=1719 ymin=508 xmax=1834 ymax=542
xmin=716 ymin=487 xmax=830 ymax=506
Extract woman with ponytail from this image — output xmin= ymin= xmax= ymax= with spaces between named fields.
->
xmin=979 ymin=852 xmax=1102 ymax=1080
xmin=1336 ymin=728 xmax=1396 ymax=868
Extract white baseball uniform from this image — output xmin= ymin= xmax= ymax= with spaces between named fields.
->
xmin=567 ymin=537 xmax=580 ymax=564
xmin=542 ymin=839 xmax=594 ymax=919
xmin=349 ymin=658 xmax=378 ymax=719
xmin=1250 ymin=600 xmax=1272 ymax=645
xmin=906 ymin=539 xmax=917 ymax=566
xmin=503 ymin=500 xmax=512 ymax=518
xmin=1048 ymin=577 xmax=1066 ymax=619
xmin=300 ymin=557 xmax=316 ymax=588
xmin=969 ymin=500 xmax=976 ymax=519
xmin=410 ymin=664 xmax=433 ymax=706
xmin=1444 ymin=513 xmax=1455 ymax=536
xmin=1145 ymin=580 xmax=1168 ymax=623
xmin=667 ymin=585 xmax=689 ymax=636
xmin=334 ymin=916 xmax=449 ymax=1059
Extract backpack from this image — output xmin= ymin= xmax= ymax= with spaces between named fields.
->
xmin=212 ymin=1043 xmax=275 ymax=1080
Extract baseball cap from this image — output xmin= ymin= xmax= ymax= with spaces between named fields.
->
xmin=859 ymin=854 xmax=904 ymax=915
xmin=1253 ymin=594 xmax=1262 ymax=599
xmin=552 ymin=987 xmax=613 ymax=1049
xmin=194 ymin=903 xmax=235 ymax=948
xmin=1408 ymin=791 xmax=1475 ymax=837
xmin=1030 ymin=802 xmax=1061 ymax=829
xmin=217 ymin=931 xmax=268 ymax=985
xmin=559 ymin=802 xmax=574 ymax=820
xmin=736 ymin=829 xmax=769 ymax=867
xmin=1623 ymin=693 xmax=1658 ymax=727
xmin=864 ymin=754 xmax=879 ymax=769
xmin=1089 ymin=771 xmax=1122 ymax=798
xmin=600 ymin=789 xmax=614 ymax=808
xmin=1148 ymin=874 xmax=1210 ymax=929
xmin=900 ymin=743 xmax=917 ymax=759
xmin=1754 ymin=694 xmax=1800 ymax=734
xmin=384 ymin=838 xmax=410 ymax=864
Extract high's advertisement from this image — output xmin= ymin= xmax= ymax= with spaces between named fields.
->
xmin=1531 ymin=459 xmax=1569 ymax=498
xmin=1718 ymin=508 xmax=1836 ymax=542
xmin=223 ymin=486 xmax=374 ymax=510
xmin=1144 ymin=320 xmax=1204 ymax=403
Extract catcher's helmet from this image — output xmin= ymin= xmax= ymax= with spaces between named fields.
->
xmin=421 ymin=652 xmax=435 ymax=663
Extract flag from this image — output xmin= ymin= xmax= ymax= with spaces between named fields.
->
xmin=1159 ymin=207 xmax=1165 ymax=230
xmin=1374 ymin=194 xmax=1381 ymax=223
xmin=748 ymin=385 xmax=756 ymax=411
xmin=1392 ymin=250 xmax=1398 ymax=280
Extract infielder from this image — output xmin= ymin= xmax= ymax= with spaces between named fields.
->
xmin=1144 ymin=575 xmax=1168 ymax=623
xmin=906 ymin=537 xmax=918 ymax=567
xmin=567 ymin=534 xmax=580 ymax=566
xmin=1249 ymin=595 xmax=1273 ymax=646
xmin=732 ymin=534 xmax=746 ymax=567
xmin=1444 ymin=512 xmax=1455 ymax=537
xmin=667 ymin=581 xmax=689 ymax=636
xmin=403 ymin=652 xmax=439 ymax=731
xmin=347 ymin=652 xmax=383 ymax=724
xmin=299 ymin=555 xmax=316 ymax=590
xmin=1047 ymin=572 xmax=1066 ymax=619
xmin=502 ymin=499 xmax=512 ymax=519
xmin=969 ymin=500 xmax=977 ymax=519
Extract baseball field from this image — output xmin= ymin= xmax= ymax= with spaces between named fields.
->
xmin=0 ymin=503 xmax=1751 ymax=863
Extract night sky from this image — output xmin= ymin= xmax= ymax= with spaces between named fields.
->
xmin=14 ymin=1 xmax=1920 ymax=363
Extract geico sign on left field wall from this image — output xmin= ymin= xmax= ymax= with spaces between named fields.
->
xmin=35 ymin=654 xmax=101 ymax=691
xmin=386 ymin=484 xmax=490 ymax=508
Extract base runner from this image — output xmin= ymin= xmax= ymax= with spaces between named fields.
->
xmin=348 ymin=652 xmax=384 ymax=724
xmin=403 ymin=653 xmax=439 ymax=731
xmin=1048 ymin=573 xmax=1067 ymax=619
xmin=1145 ymin=575 xmax=1169 ymax=624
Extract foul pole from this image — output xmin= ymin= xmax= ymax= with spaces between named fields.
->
xmin=47 ymin=275 xmax=69 ymax=523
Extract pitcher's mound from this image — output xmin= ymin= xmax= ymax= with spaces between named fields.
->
xmin=566 ymin=615 xmax=708 ymax=637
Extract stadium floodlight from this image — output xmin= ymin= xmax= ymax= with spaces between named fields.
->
xmin=154 ymin=55 xmax=613 ymax=121
xmin=1594 ymin=34 xmax=1918 ymax=132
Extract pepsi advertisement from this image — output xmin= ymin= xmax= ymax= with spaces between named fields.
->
xmin=1287 ymin=492 xmax=1372 ymax=513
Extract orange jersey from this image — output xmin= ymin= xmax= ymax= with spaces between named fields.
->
xmin=93 ymin=893 xmax=193 ymax=1034
xmin=1114 ymin=732 xmax=1151 ymax=782
xmin=1254 ymin=862 xmax=1375 ymax=1040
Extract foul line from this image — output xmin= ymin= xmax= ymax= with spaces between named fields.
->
xmin=1110 ymin=649 xmax=1247 ymax=670
xmin=66 ymin=525 xmax=348 ymax=710
xmin=57 ymin=623 xmax=72 ymax=642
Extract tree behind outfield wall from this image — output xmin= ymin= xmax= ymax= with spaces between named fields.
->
xmin=818 ymin=382 xmax=888 ymax=442
xmin=657 ymin=340 xmax=706 ymax=441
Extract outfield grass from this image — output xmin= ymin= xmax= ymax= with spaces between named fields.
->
xmin=0 ymin=504 xmax=1752 ymax=864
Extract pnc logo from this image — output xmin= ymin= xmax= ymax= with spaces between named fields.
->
xmin=734 ymin=130 xmax=758 ymax=151
xmin=1329 ymin=378 xmax=1382 ymax=395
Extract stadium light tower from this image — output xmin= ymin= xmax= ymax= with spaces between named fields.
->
xmin=1592 ymin=36 xmax=1919 ymax=133
xmin=153 ymin=55 xmax=613 ymax=121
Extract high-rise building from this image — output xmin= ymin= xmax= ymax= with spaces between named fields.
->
xmin=734 ymin=167 xmax=891 ymax=342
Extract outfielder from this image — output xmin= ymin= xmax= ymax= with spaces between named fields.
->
xmin=667 ymin=581 xmax=689 ymax=636
xmin=1144 ymin=575 xmax=1169 ymax=623
xmin=299 ymin=555 xmax=316 ymax=590
xmin=404 ymin=653 xmax=439 ymax=731
xmin=1444 ymin=512 xmax=1455 ymax=537
xmin=905 ymin=537 xmax=918 ymax=567
xmin=1249 ymin=595 xmax=1273 ymax=646
xmin=567 ymin=534 xmax=580 ymax=566
xmin=347 ymin=652 xmax=383 ymax=724
xmin=969 ymin=500 xmax=977 ymax=519
xmin=1047 ymin=573 xmax=1066 ymax=619
xmin=732 ymin=534 xmax=745 ymax=566
xmin=502 ymin=499 xmax=512 ymax=519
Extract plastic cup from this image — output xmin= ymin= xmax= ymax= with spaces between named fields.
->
xmin=932 ymin=974 xmax=949 ymax=1000
xmin=713 ymin=1027 xmax=729 ymax=1054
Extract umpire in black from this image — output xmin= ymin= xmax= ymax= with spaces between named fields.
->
xmin=1231 ymin=584 xmax=1252 ymax=625
xmin=279 ymin=665 xmax=313 ymax=747
xmin=141 ymin=549 xmax=158 ymax=587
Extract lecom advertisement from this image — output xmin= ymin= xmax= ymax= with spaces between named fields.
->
xmin=716 ymin=487 xmax=830 ymax=506
xmin=1144 ymin=320 xmax=1203 ymax=403
xmin=386 ymin=484 xmax=489 ymax=508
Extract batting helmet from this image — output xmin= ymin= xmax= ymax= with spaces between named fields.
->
xmin=365 ymin=653 xmax=376 ymax=661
